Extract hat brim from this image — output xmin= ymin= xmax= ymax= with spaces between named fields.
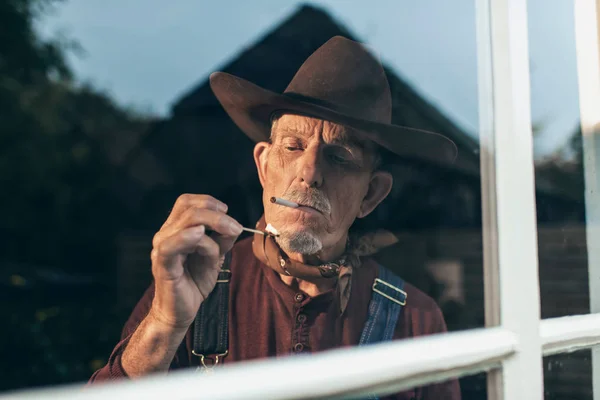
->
xmin=209 ymin=72 xmax=458 ymax=165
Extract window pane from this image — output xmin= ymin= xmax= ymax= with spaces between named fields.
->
xmin=528 ymin=1 xmax=599 ymax=396
xmin=527 ymin=0 xmax=592 ymax=317
xmin=4 ymin=0 xmax=492 ymax=398
xmin=544 ymin=349 xmax=593 ymax=399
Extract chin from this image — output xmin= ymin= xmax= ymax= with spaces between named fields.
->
xmin=276 ymin=229 xmax=323 ymax=255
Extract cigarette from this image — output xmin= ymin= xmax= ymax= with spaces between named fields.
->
xmin=270 ymin=197 xmax=298 ymax=208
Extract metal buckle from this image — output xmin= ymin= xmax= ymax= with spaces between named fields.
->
xmin=372 ymin=278 xmax=407 ymax=306
xmin=192 ymin=350 xmax=228 ymax=373
xmin=216 ymin=269 xmax=231 ymax=283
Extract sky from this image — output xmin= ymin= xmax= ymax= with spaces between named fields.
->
xmin=36 ymin=0 xmax=582 ymax=157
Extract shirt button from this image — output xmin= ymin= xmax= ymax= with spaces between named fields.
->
xmin=294 ymin=343 xmax=304 ymax=352
xmin=295 ymin=293 xmax=304 ymax=302
xmin=297 ymin=313 xmax=307 ymax=323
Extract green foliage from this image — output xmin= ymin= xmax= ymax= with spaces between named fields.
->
xmin=535 ymin=124 xmax=585 ymax=204
xmin=0 ymin=0 xmax=73 ymax=83
xmin=0 ymin=0 xmax=151 ymax=390
xmin=0 ymin=0 xmax=151 ymax=273
xmin=0 ymin=291 xmax=125 ymax=390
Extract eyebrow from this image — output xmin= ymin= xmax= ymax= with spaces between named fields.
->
xmin=275 ymin=128 xmax=367 ymax=153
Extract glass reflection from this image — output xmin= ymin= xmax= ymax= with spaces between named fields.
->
xmin=544 ymin=349 xmax=593 ymax=400
xmin=2 ymin=1 xmax=495 ymax=399
xmin=527 ymin=0 xmax=589 ymax=317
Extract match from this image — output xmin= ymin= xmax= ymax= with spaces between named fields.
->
xmin=270 ymin=197 xmax=299 ymax=208
xmin=241 ymin=227 xmax=264 ymax=235
xmin=242 ymin=226 xmax=279 ymax=237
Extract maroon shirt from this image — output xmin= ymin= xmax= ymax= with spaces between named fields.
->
xmin=90 ymin=237 xmax=460 ymax=399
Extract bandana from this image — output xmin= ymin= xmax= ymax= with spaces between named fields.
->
xmin=251 ymin=216 xmax=363 ymax=313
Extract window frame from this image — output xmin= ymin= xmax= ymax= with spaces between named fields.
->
xmin=576 ymin=0 xmax=600 ymax=399
xmin=477 ymin=0 xmax=543 ymax=397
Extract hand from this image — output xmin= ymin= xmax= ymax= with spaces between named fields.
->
xmin=149 ymin=194 xmax=243 ymax=330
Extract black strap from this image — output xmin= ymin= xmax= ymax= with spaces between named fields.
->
xmin=192 ymin=252 xmax=231 ymax=366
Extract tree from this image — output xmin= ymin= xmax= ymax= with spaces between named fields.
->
xmin=535 ymin=124 xmax=585 ymax=208
xmin=0 ymin=0 xmax=152 ymax=272
xmin=0 ymin=0 xmax=153 ymax=390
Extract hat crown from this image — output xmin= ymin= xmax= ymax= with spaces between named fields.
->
xmin=284 ymin=36 xmax=392 ymax=124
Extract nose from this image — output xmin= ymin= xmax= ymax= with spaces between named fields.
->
xmin=298 ymin=146 xmax=323 ymax=188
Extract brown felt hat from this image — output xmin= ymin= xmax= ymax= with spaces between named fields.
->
xmin=209 ymin=36 xmax=457 ymax=165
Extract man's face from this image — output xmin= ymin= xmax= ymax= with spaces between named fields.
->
xmin=253 ymin=114 xmax=393 ymax=256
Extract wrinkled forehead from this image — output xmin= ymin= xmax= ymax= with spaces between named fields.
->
xmin=271 ymin=113 xmax=373 ymax=150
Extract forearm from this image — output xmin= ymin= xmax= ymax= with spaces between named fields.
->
xmin=121 ymin=308 xmax=190 ymax=378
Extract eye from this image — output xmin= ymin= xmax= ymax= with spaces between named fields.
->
xmin=285 ymin=146 xmax=301 ymax=151
xmin=326 ymin=148 xmax=353 ymax=165
xmin=329 ymin=153 xmax=349 ymax=164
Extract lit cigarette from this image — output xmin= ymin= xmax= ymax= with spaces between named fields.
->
xmin=270 ymin=197 xmax=298 ymax=208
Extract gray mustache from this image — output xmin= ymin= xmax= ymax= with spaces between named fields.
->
xmin=282 ymin=188 xmax=331 ymax=215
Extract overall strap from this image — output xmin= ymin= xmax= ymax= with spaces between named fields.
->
xmin=358 ymin=264 xmax=407 ymax=400
xmin=192 ymin=251 xmax=231 ymax=372
xmin=359 ymin=264 xmax=407 ymax=346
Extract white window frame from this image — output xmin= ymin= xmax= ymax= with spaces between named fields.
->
xmin=477 ymin=0 xmax=543 ymax=397
xmin=577 ymin=1 xmax=600 ymax=399
xmin=2 ymin=0 xmax=600 ymax=399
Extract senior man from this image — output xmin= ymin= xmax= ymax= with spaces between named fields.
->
xmin=90 ymin=36 xmax=461 ymax=399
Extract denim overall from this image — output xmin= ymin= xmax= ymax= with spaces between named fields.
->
xmin=358 ymin=264 xmax=407 ymax=400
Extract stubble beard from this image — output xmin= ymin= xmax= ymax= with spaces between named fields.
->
xmin=275 ymin=228 xmax=323 ymax=256
xmin=270 ymin=187 xmax=331 ymax=255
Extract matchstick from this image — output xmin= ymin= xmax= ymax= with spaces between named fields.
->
xmin=242 ymin=227 xmax=265 ymax=235
xmin=242 ymin=226 xmax=279 ymax=237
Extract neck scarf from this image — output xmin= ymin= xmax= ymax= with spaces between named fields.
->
xmin=251 ymin=216 xmax=356 ymax=312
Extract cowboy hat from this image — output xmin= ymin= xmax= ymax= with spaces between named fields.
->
xmin=209 ymin=35 xmax=457 ymax=165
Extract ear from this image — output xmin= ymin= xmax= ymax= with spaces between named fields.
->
xmin=253 ymin=141 xmax=271 ymax=189
xmin=357 ymin=170 xmax=393 ymax=218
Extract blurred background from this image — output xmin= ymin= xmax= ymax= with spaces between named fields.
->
xmin=0 ymin=1 xmax=591 ymax=399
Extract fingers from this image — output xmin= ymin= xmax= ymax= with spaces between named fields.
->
xmin=194 ymin=232 xmax=222 ymax=266
xmin=210 ymin=232 xmax=238 ymax=258
xmin=162 ymin=194 xmax=228 ymax=230
xmin=152 ymin=194 xmax=243 ymax=277
xmin=152 ymin=225 xmax=207 ymax=262
xmin=152 ymin=225 xmax=222 ymax=269
xmin=154 ymin=194 xmax=242 ymax=255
